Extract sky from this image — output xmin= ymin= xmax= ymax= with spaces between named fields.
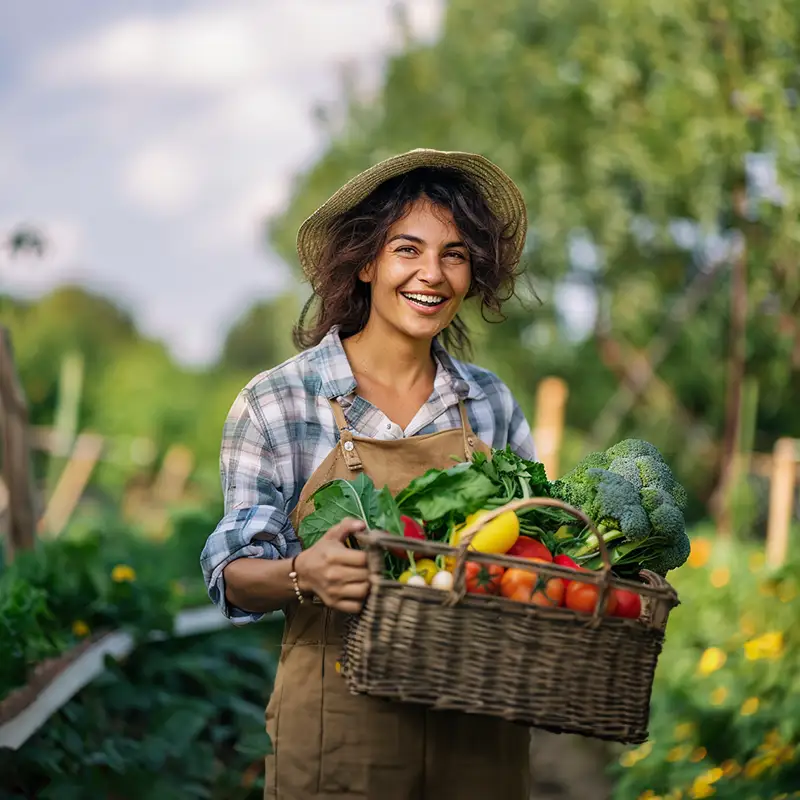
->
xmin=0 ymin=0 xmax=444 ymax=366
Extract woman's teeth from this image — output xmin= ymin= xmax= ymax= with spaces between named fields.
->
xmin=402 ymin=292 xmax=446 ymax=307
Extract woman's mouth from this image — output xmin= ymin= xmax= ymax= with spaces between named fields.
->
xmin=400 ymin=291 xmax=448 ymax=314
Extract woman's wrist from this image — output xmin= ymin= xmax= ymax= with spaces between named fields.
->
xmin=291 ymin=550 xmax=314 ymax=596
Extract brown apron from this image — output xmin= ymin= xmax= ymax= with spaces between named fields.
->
xmin=264 ymin=399 xmax=530 ymax=799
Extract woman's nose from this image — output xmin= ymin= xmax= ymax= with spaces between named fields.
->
xmin=415 ymin=252 xmax=445 ymax=283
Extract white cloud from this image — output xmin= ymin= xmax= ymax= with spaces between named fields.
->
xmin=121 ymin=143 xmax=200 ymax=215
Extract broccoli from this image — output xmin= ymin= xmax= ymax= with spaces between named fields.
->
xmin=550 ymin=468 xmax=651 ymax=556
xmin=605 ymin=439 xmax=688 ymax=510
xmin=550 ymin=439 xmax=691 ymax=577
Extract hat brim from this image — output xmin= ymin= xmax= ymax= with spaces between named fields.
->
xmin=295 ymin=148 xmax=528 ymax=279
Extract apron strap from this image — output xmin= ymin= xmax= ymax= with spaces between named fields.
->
xmin=458 ymin=400 xmax=476 ymax=461
xmin=328 ymin=399 xmax=364 ymax=472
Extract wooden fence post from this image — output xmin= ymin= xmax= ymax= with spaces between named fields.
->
xmin=765 ymin=437 xmax=797 ymax=570
xmin=0 ymin=326 xmax=37 ymax=561
xmin=533 ymin=377 xmax=569 ymax=480
xmin=37 ymin=433 xmax=104 ymax=539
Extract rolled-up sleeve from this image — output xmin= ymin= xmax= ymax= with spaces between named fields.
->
xmin=200 ymin=388 xmax=301 ymax=624
xmin=507 ymin=391 xmax=538 ymax=462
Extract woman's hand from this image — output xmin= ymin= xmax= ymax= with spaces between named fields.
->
xmin=294 ymin=518 xmax=370 ymax=613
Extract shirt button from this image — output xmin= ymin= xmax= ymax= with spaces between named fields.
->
xmin=343 ymin=441 xmax=354 ymax=451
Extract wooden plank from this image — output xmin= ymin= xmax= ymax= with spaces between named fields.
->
xmin=533 ymin=377 xmax=568 ymax=480
xmin=0 ymin=606 xmax=272 ymax=751
xmin=765 ymin=438 xmax=798 ymax=570
xmin=37 ymin=433 xmax=104 ymax=538
xmin=0 ymin=325 xmax=37 ymax=560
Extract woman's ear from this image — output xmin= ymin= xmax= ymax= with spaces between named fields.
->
xmin=358 ymin=261 xmax=375 ymax=283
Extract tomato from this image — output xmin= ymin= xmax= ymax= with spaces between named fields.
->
xmin=553 ymin=554 xmax=583 ymax=589
xmin=507 ymin=537 xmax=552 ymax=562
xmin=451 ymin=509 xmax=520 ymax=555
xmin=610 ymin=588 xmax=642 ymax=619
xmin=389 ymin=515 xmax=427 ymax=559
xmin=465 ymin=561 xmax=504 ymax=595
xmin=564 ymin=580 xmax=618 ymax=616
xmin=499 ymin=560 xmax=564 ymax=607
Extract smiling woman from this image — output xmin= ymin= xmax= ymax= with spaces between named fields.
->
xmin=201 ymin=149 xmax=534 ymax=800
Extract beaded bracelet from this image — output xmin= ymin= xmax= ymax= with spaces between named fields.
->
xmin=289 ymin=555 xmax=305 ymax=604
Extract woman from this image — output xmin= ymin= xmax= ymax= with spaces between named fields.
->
xmin=201 ymin=148 xmax=537 ymax=799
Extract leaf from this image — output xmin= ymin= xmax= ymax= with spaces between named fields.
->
xmin=297 ymin=474 xmax=378 ymax=548
xmin=397 ymin=464 xmax=496 ymax=522
xmin=370 ymin=486 xmax=403 ymax=536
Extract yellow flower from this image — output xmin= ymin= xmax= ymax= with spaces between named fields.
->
xmin=710 ymin=567 xmax=730 ymax=588
xmin=743 ymin=754 xmax=774 ymax=778
xmin=666 ymin=791 xmax=684 ymax=800
xmin=335 ymin=660 xmax=341 ymax=674
xmin=744 ymin=631 xmax=783 ymax=661
xmin=111 ymin=564 xmax=137 ymax=583
xmin=674 ymin=722 xmax=696 ymax=740
xmin=698 ymin=647 xmax=726 ymax=675
xmin=637 ymin=792 xmax=659 ymax=800
xmin=667 ymin=744 xmax=692 ymax=762
xmin=72 ymin=619 xmax=90 ymax=637
xmin=619 ymin=741 xmax=653 ymax=768
xmin=703 ymin=768 xmax=723 ymax=784
xmin=688 ymin=537 xmax=712 ymax=568
xmin=689 ymin=747 xmax=708 ymax=763
xmin=689 ymin=777 xmax=715 ymax=798
xmin=710 ymin=687 xmax=728 ymax=706
xmin=741 ymin=697 xmax=760 ymax=716
xmin=720 ymin=759 xmax=740 ymax=777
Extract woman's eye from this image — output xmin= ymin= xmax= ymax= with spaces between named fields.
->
xmin=444 ymin=251 xmax=466 ymax=260
xmin=395 ymin=246 xmax=417 ymax=255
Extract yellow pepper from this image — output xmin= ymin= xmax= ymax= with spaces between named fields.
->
xmin=399 ymin=558 xmax=439 ymax=585
xmin=445 ymin=509 xmax=520 ymax=569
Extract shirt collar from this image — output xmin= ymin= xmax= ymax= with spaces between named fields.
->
xmin=310 ymin=325 xmax=486 ymax=402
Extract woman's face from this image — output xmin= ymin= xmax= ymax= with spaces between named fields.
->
xmin=360 ymin=197 xmax=472 ymax=343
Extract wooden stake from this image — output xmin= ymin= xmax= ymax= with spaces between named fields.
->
xmin=152 ymin=444 xmax=195 ymax=505
xmin=0 ymin=326 xmax=37 ymax=561
xmin=765 ymin=437 xmax=797 ymax=570
xmin=37 ymin=433 xmax=104 ymax=539
xmin=533 ymin=377 xmax=569 ymax=480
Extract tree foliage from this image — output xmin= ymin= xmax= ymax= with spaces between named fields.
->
xmin=268 ymin=0 xmax=800 ymax=511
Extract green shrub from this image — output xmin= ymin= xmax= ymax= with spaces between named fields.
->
xmin=610 ymin=532 xmax=800 ymax=799
xmin=1 ymin=621 xmax=280 ymax=799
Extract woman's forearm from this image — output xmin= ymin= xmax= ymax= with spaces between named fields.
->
xmin=222 ymin=555 xmax=301 ymax=614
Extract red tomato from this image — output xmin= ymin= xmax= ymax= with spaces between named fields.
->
xmin=389 ymin=515 xmax=427 ymax=558
xmin=565 ymin=581 xmax=618 ymax=616
xmin=465 ymin=561 xmax=505 ymax=595
xmin=500 ymin=560 xmax=564 ymax=607
xmin=507 ymin=537 xmax=553 ymax=562
xmin=610 ymin=588 xmax=642 ymax=619
xmin=553 ymin=554 xmax=583 ymax=589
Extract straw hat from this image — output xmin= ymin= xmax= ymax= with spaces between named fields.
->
xmin=295 ymin=148 xmax=528 ymax=278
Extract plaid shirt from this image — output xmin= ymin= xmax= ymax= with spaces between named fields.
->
xmin=201 ymin=325 xmax=536 ymax=623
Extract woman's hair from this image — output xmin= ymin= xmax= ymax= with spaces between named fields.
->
xmin=293 ymin=166 xmax=524 ymax=355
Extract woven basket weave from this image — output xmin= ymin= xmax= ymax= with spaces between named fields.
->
xmin=339 ymin=497 xmax=680 ymax=745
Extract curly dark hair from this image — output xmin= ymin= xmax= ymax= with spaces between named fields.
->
xmin=293 ymin=166 xmax=524 ymax=355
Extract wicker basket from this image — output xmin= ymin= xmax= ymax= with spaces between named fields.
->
xmin=339 ymin=497 xmax=680 ymax=745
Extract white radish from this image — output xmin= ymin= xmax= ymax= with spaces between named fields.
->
xmin=430 ymin=570 xmax=454 ymax=591
xmin=406 ymin=574 xmax=428 ymax=587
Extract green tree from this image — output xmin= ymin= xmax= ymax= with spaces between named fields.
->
xmin=268 ymin=0 xmax=800 ymax=519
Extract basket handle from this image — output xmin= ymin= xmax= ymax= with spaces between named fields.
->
xmin=449 ymin=497 xmax=614 ymax=617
